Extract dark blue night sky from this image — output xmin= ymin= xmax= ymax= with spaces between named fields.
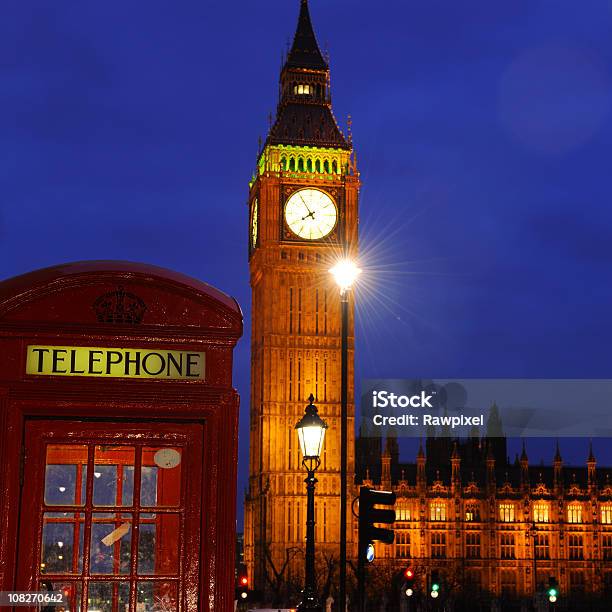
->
xmin=3 ymin=1 xmax=612 ymax=523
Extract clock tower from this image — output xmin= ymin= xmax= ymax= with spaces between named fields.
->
xmin=244 ymin=0 xmax=359 ymax=600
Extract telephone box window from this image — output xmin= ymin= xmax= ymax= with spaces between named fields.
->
xmin=45 ymin=445 xmax=88 ymax=506
xmin=88 ymin=581 xmax=129 ymax=610
xmin=37 ymin=439 xmax=185 ymax=607
xmin=41 ymin=513 xmax=84 ymax=574
xmin=138 ymin=514 xmax=180 ymax=575
xmin=137 ymin=581 xmax=178 ymax=610
xmin=93 ymin=446 xmax=135 ymax=507
xmin=90 ymin=514 xmax=133 ymax=574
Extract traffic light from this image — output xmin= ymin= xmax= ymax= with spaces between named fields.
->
xmin=358 ymin=486 xmax=396 ymax=563
xmin=403 ymin=567 xmax=415 ymax=597
xmin=236 ymin=569 xmax=249 ymax=602
xmin=547 ymin=577 xmax=559 ymax=603
xmin=430 ymin=570 xmax=441 ymax=599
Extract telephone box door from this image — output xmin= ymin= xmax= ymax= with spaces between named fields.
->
xmin=16 ymin=420 xmax=204 ymax=612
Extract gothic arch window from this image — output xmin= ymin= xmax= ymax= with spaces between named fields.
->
xmin=533 ymin=502 xmax=549 ymax=523
xmin=568 ymin=504 xmax=583 ymax=524
xmin=332 ymin=160 xmax=338 ymax=174
xmin=323 ymin=160 xmax=330 ymax=173
xmin=315 ymin=159 xmax=321 ymax=173
xmin=306 ymin=158 xmax=313 ymax=172
xmin=429 ymin=501 xmax=446 ymax=521
xmin=292 ymin=82 xmax=298 ymax=95
xmin=289 ymin=157 xmax=296 ymax=171
xmin=499 ymin=503 xmax=515 ymax=522
xmin=280 ymin=156 xmax=287 ymax=171
xmin=298 ymin=157 xmax=304 ymax=172
xmin=465 ymin=503 xmax=480 ymax=522
xmin=396 ymin=500 xmax=411 ymax=522
xmin=396 ymin=530 xmax=410 ymax=558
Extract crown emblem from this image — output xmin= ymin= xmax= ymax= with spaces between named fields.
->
xmin=93 ymin=286 xmax=147 ymax=324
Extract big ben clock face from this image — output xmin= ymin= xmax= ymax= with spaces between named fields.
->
xmin=284 ymin=188 xmax=337 ymax=240
xmin=251 ymin=199 xmax=258 ymax=248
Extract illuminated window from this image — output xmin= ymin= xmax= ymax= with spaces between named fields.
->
xmin=396 ymin=501 xmax=411 ymax=522
xmin=294 ymin=84 xmax=311 ymax=95
xmin=430 ymin=502 xmax=447 ymax=522
xmin=535 ymin=534 xmax=550 ymax=560
xmin=499 ymin=504 xmax=515 ymax=523
xmin=500 ymin=533 xmax=515 ymax=559
xmin=396 ymin=530 xmax=410 ymax=558
xmin=466 ymin=532 xmax=480 ymax=558
xmin=431 ymin=532 xmax=446 ymax=558
xmin=569 ymin=534 xmax=584 ymax=560
xmin=602 ymin=505 xmax=612 ymax=525
xmin=533 ymin=502 xmax=549 ymax=523
xmin=465 ymin=503 xmax=480 ymax=522
xmin=568 ymin=504 xmax=583 ymax=524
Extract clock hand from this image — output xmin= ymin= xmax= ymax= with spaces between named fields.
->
xmin=299 ymin=194 xmax=313 ymax=216
xmin=300 ymin=210 xmax=316 ymax=221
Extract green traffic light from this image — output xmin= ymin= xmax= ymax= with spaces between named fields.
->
xmin=548 ymin=588 xmax=558 ymax=597
xmin=432 ymin=584 xmax=440 ymax=592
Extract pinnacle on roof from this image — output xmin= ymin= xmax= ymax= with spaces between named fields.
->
xmin=588 ymin=439 xmax=596 ymax=463
xmin=285 ymin=0 xmax=328 ymax=71
xmin=554 ymin=440 xmax=562 ymax=463
xmin=452 ymin=441 xmax=460 ymax=460
xmin=417 ymin=439 xmax=425 ymax=459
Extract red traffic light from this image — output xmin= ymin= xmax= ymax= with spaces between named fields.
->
xmin=404 ymin=568 xmax=414 ymax=580
xmin=240 ymin=576 xmax=248 ymax=586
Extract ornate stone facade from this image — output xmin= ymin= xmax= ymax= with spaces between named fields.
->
xmin=357 ymin=432 xmax=612 ymax=608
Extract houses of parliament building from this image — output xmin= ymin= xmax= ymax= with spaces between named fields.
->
xmin=243 ymin=1 xmax=612 ymax=608
xmin=355 ymin=426 xmax=612 ymax=608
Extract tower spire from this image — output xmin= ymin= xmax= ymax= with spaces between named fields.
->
xmin=285 ymin=0 xmax=327 ymax=70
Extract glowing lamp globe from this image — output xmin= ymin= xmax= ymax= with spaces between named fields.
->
xmin=295 ymin=395 xmax=328 ymax=460
xmin=330 ymin=259 xmax=361 ymax=293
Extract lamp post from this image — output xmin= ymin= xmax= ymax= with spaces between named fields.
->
xmin=295 ymin=394 xmax=328 ymax=612
xmin=329 ymin=259 xmax=361 ymax=612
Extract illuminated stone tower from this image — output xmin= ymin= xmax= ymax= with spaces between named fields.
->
xmin=244 ymin=0 xmax=359 ymax=600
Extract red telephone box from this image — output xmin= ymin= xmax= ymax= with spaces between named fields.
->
xmin=0 ymin=261 xmax=243 ymax=611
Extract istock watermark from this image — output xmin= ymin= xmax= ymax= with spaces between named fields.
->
xmin=360 ymin=379 xmax=612 ymax=438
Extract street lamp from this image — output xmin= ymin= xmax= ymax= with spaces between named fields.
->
xmin=329 ymin=257 xmax=361 ymax=612
xmin=295 ymin=394 xmax=328 ymax=612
